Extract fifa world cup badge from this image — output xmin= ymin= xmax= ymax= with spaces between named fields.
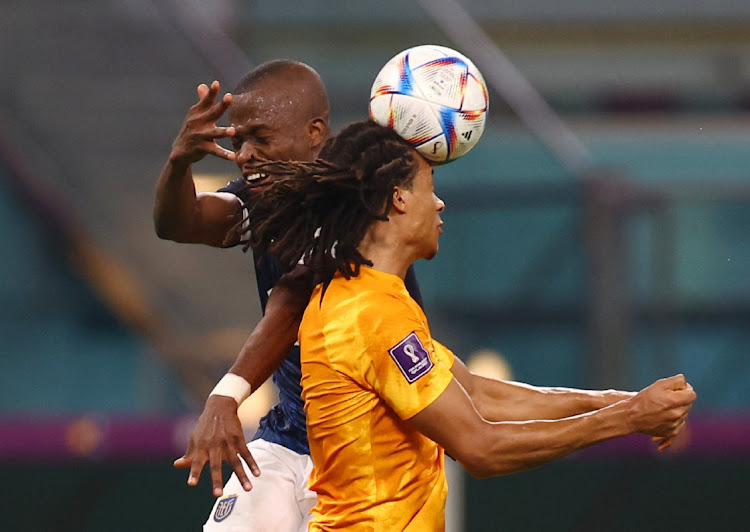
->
xmin=389 ymin=332 xmax=434 ymax=383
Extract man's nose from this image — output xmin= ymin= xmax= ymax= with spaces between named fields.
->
xmin=235 ymin=142 xmax=256 ymax=163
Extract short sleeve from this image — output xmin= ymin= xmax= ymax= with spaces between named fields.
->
xmin=431 ymin=339 xmax=456 ymax=369
xmin=363 ymin=298 xmax=454 ymax=420
xmin=218 ymin=177 xmax=246 ymax=197
xmin=217 ymin=178 xmax=252 ymax=243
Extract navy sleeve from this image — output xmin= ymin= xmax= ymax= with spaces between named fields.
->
xmin=404 ymin=265 xmax=424 ymax=310
xmin=217 ymin=177 xmax=282 ymax=310
xmin=218 ymin=177 xmax=248 ymax=197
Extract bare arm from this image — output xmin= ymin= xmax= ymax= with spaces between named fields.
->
xmin=153 ymin=80 xmax=242 ymax=247
xmin=408 ymin=373 xmax=695 ymax=479
xmin=450 ymin=357 xmax=635 ymax=422
xmin=228 ymin=265 xmax=316 ymax=388
xmin=174 ymin=264 xmax=316 ymax=497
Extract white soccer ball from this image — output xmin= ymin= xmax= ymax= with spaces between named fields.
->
xmin=369 ymin=44 xmax=489 ymax=165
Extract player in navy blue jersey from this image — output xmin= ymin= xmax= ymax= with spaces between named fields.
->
xmin=153 ymin=60 xmax=424 ymax=531
xmin=217 ymin=177 xmax=424 ymax=460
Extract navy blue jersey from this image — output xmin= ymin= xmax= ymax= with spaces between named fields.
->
xmin=221 ymin=178 xmax=424 ymax=456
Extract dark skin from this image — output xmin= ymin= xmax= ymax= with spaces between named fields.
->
xmin=154 ymin=79 xmax=328 ymax=246
xmin=154 ymin=81 xmax=240 ymax=247
xmin=153 ymin=73 xmax=328 ymax=496
xmin=177 ymin=265 xmax=316 ymax=494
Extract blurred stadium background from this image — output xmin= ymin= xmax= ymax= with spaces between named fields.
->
xmin=1 ymin=0 xmax=749 ymax=530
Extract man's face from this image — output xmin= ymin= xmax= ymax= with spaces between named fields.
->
xmin=228 ymin=84 xmax=315 ymax=183
xmin=404 ymin=153 xmax=445 ymax=260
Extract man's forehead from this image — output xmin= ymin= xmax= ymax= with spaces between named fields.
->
xmin=414 ymin=154 xmax=435 ymax=186
xmin=229 ymin=91 xmax=302 ymax=129
xmin=415 ymin=151 xmax=433 ymax=172
xmin=232 ymin=88 xmax=302 ymax=112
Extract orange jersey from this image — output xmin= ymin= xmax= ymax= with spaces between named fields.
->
xmin=299 ymin=267 xmax=455 ymax=531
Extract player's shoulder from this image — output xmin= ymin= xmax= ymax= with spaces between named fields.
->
xmin=365 ymin=284 xmax=412 ymax=307
xmin=217 ymin=177 xmax=251 ymax=200
xmin=319 ymin=271 xmax=421 ymax=323
xmin=354 ymin=282 xmax=420 ymax=324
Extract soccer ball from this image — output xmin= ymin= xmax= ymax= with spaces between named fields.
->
xmin=369 ymin=44 xmax=489 ymax=165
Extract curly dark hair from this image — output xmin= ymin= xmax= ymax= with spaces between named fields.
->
xmin=230 ymin=119 xmax=419 ymax=282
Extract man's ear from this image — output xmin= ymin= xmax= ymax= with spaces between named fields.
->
xmin=391 ymin=186 xmax=408 ymax=214
xmin=308 ymin=118 xmax=329 ymax=152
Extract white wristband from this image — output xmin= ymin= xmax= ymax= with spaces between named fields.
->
xmin=210 ymin=373 xmax=252 ymax=405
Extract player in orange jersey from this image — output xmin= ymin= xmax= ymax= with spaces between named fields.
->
xmin=234 ymin=119 xmax=697 ymax=530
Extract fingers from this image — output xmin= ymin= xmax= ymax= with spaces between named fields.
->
xmin=238 ymin=444 xmax=261 ymax=478
xmin=665 ymin=419 xmax=685 ymax=440
xmin=207 ymin=95 xmax=233 ymax=123
xmin=663 ymin=374 xmax=687 ymax=390
xmin=651 ymin=435 xmax=673 ymax=451
xmin=228 ymin=452 xmax=254 ymax=493
xmin=654 ymin=418 xmax=688 ymax=452
xmin=188 ymin=451 xmax=208 ymax=489
xmin=209 ymin=446 xmax=225 ymax=498
xmin=179 ymin=127 xmax=235 ymax=162
xmin=204 ymin=136 xmax=236 ymax=161
xmin=173 ymin=455 xmax=191 ymax=469
xmin=659 ymin=374 xmax=696 ymax=406
xmin=656 ymin=417 xmax=688 ymax=445
xmin=197 ymin=80 xmax=219 ymax=103
xmin=175 ymin=399 xmax=251 ymax=496
xmin=662 ymin=411 xmax=689 ymax=436
xmin=209 ymin=126 xmax=236 ymax=142
xmin=194 ymin=81 xmax=232 ymax=117
xmin=174 ymin=439 xmax=195 ymax=469
xmin=179 ymin=81 xmax=234 ymax=165
xmin=672 ymin=386 xmax=697 ymax=406
xmin=196 ymin=83 xmax=210 ymax=101
xmin=203 ymin=81 xmax=232 ymax=120
xmin=657 ymin=438 xmax=674 ymax=452
xmin=179 ymin=443 xmax=251 ymax=497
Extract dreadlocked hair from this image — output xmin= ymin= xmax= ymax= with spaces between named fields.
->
xmin=228 ymin=119 xmax=419 ymax=283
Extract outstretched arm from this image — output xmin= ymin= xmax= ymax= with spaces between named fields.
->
xmin=450 ymin=356 xmax=635 ymax=422
xmin=153 ymin=80 xmax=241 ymax=247
xmin=228 ymin=265 xmax=315 ymax=389
xmin=409 ymin=373 xmax=696 ymax=479
xmin=174 ymin=264 xmax=316 ymax=497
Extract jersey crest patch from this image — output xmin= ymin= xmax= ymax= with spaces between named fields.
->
xmin=389 ymin=332 xmax=433 ymax=383
xmin=213 ymin=494 xmax=238 ymax=522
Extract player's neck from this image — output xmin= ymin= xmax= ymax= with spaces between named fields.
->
xmin=357 ymin=223 xmax=417 ymax=280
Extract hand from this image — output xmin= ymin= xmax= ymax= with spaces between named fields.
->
xmin=627 ymin=374 xmax=696 ymax=440
xmin=652 ymin=417 xmax=691 ymax=452
xmin=169 ymin=80 xmax=237 ymax=165
xmin=174 ymin=395 xmax=260 ymax=497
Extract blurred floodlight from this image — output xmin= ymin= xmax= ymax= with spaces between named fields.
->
xmin=65 ymin=417 xmax=104 ymax=457
xmin=467 ymin=348 xmax=513 ymax=381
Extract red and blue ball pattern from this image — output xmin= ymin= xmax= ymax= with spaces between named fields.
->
xmin=369 ymin=45 xmax=488 ymax=164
